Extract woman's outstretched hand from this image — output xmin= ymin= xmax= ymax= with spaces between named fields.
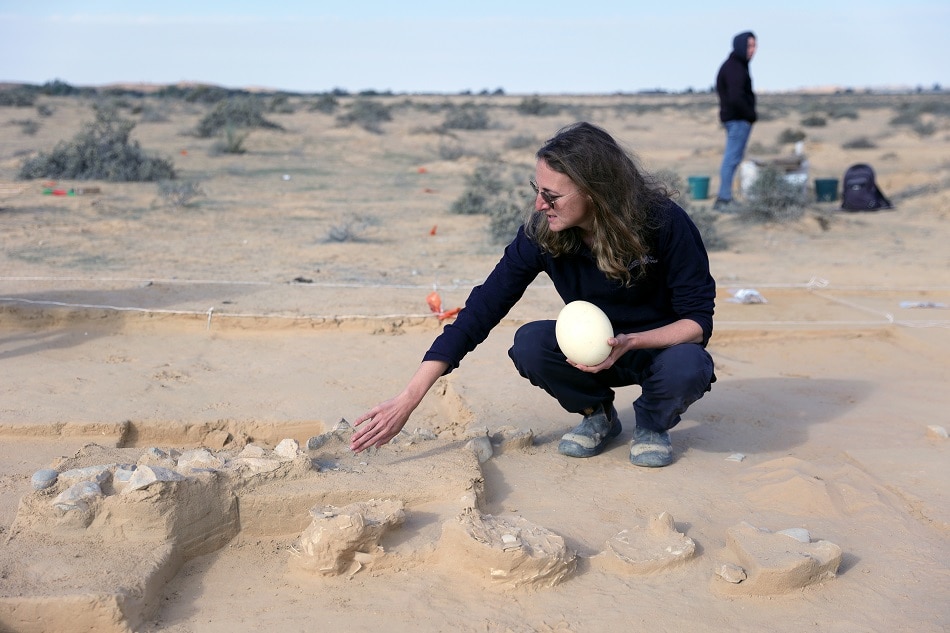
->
xmin=349 ymin=360 xmax=449 ymax=453
xmin=350 ymin=394 xmax=415 ymax=453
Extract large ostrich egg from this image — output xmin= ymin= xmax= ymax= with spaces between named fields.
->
xmin=555 ymin=301 xmax=614 ymax=366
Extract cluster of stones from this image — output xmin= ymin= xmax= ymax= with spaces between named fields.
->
xmin=11 ymin=423 xmax=846 ymax=633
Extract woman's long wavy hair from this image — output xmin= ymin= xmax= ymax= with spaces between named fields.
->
xmin=524 ymin=122 xmax=671 ymax=286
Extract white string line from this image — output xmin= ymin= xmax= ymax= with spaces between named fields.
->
xmin=0 ymin=298 xmax=435 ymax=323
xmin=5 ymin=275 xmax=950 ymax=293
xmin=2 ymin=296 xmax=948 ymax=330
xmin=807 ymin=291 xmax=950 ymax=329
xmin=0 ymin=276 xmax=479 ymax=290
xmin=2 ymin=275 xmax=948 ymax=328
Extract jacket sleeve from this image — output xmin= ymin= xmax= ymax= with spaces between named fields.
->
xmin=658 ymin=204 xmax=717 ymax=344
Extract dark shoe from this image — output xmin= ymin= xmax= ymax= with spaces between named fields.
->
xmin=629 ymin=427 xmax=673 ymax=467
xmin=712 ymin=197 xmax=732 ymax=211
xmin=558 ymin=404 xmax=622 ymax=458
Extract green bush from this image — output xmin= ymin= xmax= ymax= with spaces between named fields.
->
xmin=842 ymin=137 xmax=877 ymax=149
xmin=740 ymin=166 xmax=806 ymax=223
xmin=309 ymin=94 xmax=339 ymax=114
xmin=158 ymin=179 xmax=203 ymax=207
xmin=194 ymin=97 xmax=283 ymax=138
xmin=268 ymin=94 xmax=295 ymax=114
xmin=777 ymin=128 xmax=806 ymax=144
xmin=210 ymin=127 xmax=249 ymax=155
xmin=653 ymin=169 xmax=726 ymax=251
xmin=326 ymin=214 xmax=380 ymax=242
xmin=335 ymin=98 xmax=392 ymax=134
xmin=12 ymin=119 xmax=40 ymax=136
xmin=801 ymin=115 xmax=827 ymax=127
xmin=504 ymin=134 xmax=537 ymax=151
xmin=516 ymin=96 xmax=561 ymax=116
xmin=488 ymin=191 xmax=531 ymax=244
xmin=0 ymin=86 xmax=37 ymax=107
xmin=449 ymin=164 xmax=506 ymax=215
xmin=441 ymin=105 xmax=491 ymax=130
xmin=18 ymin=109 xmax=175 ymax=181
xmin=448 ymin=161 xmax=532 ymax=244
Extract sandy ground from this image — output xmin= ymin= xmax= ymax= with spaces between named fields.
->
xmin=0 ymin=92 xmax=948 ymax=632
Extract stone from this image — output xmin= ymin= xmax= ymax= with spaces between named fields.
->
xmin=291 ymin=499 xmax=406 ymax=576
xmin=777 ymin=527 xmax=812 ymax=543
xmin=466 ymin=436 xmax=493 ymax=463
xmin=599 ymin=512 xmax=696 ymax=574
xmin=31 ymin=468 xmax=58 ymax=491
xmin=306 ymin=420 xmax=351 ymax=451
xmin=138 ymin=447 xmax=177 ymax=470
xmin=491 ymin=426 xmax=535 ymax=453
xmin=716 ymin=563 xmax=748 ymax=584
xmin=176 ymin=449 xmax=224 ymax=473
xmin=274 ymin=438 xmax=302 ymax=460
xmin=122 ymin=465 xmax=186 ymax=493
xmin=926 ymin=424 xmax=948 ymax=439
xmin=716 ymin=522 xmax=842 ymax=595
xmin=238 ymin=444 xmax=267 ymax=458
xmin=52 ymin=481 xmax=103 ymax=511
xmin=58 ymin=465 xmax=112 ymax=488
xmin=438 ymin=509 xmax=577 ymax=590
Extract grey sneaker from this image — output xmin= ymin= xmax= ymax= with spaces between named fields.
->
xmin=713 ymin=197 xmax=740 ymax=213
xmin=629 ymin=427 xmax=673 ymax=467
xmin=558 ymin=404 xmax=622 ymax=458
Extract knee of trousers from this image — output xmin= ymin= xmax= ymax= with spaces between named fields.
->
xmin=647 ymin=344 xmax=715 ymax=397
xmin=508 ymin=320 xmax=558 ymax=374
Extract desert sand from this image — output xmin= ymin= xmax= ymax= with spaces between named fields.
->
xmin=0 ymin=91 xmax=948 ymax=632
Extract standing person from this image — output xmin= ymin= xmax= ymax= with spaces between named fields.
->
xmin=714 ymin=31 xmax=757 ymax=210
xmin=351 ymin=122 xmax=716 ymax=468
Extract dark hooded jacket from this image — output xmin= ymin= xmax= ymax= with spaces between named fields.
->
xmin=716 ymin=31 xmax=756 ymax=124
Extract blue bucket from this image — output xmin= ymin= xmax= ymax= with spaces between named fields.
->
xmin=687 ymin=176 xmax=710 ymax=200
xmin=815 ymin=178 xmax=838 ymax=202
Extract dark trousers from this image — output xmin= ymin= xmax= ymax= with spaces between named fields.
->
xmin=508 ymin=320 xmax=715 ymax=432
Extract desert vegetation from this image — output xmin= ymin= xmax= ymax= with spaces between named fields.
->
xmin=2 ymin=80 xmax=947 ymax=255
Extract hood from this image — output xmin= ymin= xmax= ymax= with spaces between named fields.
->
xmin=732 ymin=31 xmax=755 ymax=59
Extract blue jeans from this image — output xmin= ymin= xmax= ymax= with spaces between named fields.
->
xmin=508 ymin=320 xmax=715 ymax=433
xmin=718 ymin=120 xmax=753 ymax=201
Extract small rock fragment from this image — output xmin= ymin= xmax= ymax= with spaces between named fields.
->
xmin=926 ymin=425 xmax=948 ymax=440
xmin=238 ymin=444 xmax=267 ymax=458
xmin=492 ymin=427 xmax=535 ymax=453
xmin=58 ymin=465 xmax=112 ymax=488
xmin=599 ymin=512 xmax=696 ymax=574
xmin=123 ymin=465 xmax=185 ymax=493
xmin=716 ymin=563 xmax=747 ymax=584
xmin=52 ymin=481 xmax=103 ymax=511
xmin=717 ymin=521 xmax=842 ymax=595
xmin=466 ymin=436 xmax=493 ymax=463
xmin=777 ymin=527 xmax=811 ymax=543
xmin=438 ymin=509 xmax=576 ymax=589
xmin=138 ymin=447 xmax=177 ymax=469
xmin=291 ymin=499 xmax=406 ymax=576
xmin=177 ymin=449 xmax=224 ymax=473
xmin=31 ymin=468 xmax=58 ymax=491
xmin=274 ymin=438 xmax=303 ymax=460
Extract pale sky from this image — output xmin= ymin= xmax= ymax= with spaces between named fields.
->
xmin=1 ymin=1 xmax=946 ymax=94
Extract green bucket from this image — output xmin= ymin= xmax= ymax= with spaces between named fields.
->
xmin=815 ymin=178 xmax=839 ymax=202
xmin=687 ymin=176 xmax=710 ymax=200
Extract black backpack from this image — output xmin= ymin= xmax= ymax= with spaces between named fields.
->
xmin=841 ymin=163 xmax=893 ymax=211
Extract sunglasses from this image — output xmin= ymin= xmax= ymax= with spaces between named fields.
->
xmin=529 ymin=179 xmax=577 ymax=208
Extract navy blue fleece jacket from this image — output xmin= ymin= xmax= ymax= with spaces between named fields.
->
xmin=717 ymin=31 xmax=757 ymax=124
xmin=423 ymin=198 xmax=716 ymax=373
